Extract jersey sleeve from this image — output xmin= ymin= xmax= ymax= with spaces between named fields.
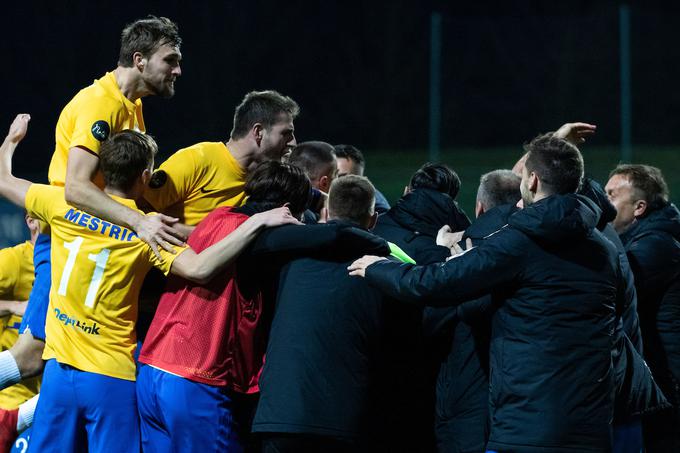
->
xmin=25 ymin=184 xmax=63 ymax=225
xmin=68 ymin=96 xmax=118 ymax=155
xmin=0 ymin=248 xmax=19 ymax=299
xmin=143 ymin=147 xmax=198 ymax=212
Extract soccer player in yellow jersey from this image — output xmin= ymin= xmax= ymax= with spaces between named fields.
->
xmin=0 ymin=115 xmax=300 ymax=453
xmin=0 ymin=17 xmax=187 ymax=409
xmin=0 ymin=216 xmax=41 ymax=450
xmin=144 ymin=90 xmax=299 ymax=226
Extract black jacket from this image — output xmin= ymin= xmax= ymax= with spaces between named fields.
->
xmin=580 ymin=177 xmax=643 ymax=352
xmin=621 ymin=203 xmax=680 ymax=404
xmin=365 ymin=194 xmax=620 ymax=453
xmin=374 ymin=188 xmax=470 ymax=265
xmin=373 ymin=188 xmax=476 ymax=452
xmin=251 ymin=221 xmax=414 ymax=444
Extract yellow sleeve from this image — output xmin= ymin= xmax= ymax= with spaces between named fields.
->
xmin=68 ymin=96 xmax=119 ymax=155
xmin=0 ymin=249 xmax=19 ymax=299
xmin=25 ymin=184 xmax=63 ymax=225
xmin=143 ymin=147 xmax=198 ymax=212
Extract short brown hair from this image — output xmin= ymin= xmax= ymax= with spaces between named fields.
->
xmin=609 ymin=164 xmax=669 ymax=210
xmin=244 ymin=161 xmax=311 ymax=216
xmin=288 ymin=141 xmax=336 ymax=181
xmin=524 ymin=133 xmax=584 ymax=195
xmin=328 ymin=175 xmax=375 ymax=224
xmin=100 ymin=130 xmax=157 ymax=191
xmin=118 ymin=16 xmax=181 ymax=67
xmin=230 ymin=91 xmax=299 ymax=139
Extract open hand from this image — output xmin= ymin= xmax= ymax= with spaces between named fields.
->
xmin=136 ymin=213 xmax=187 ymax=260
xmin=253 ymin=206 xmax=303 ymax=227
xmin=436 ymin=225 xmax=465 ymax=249
xmin=554 ymin=122 xmax=596 ymax=146
xmin=348 ymin=255 xmax=386 ymax=277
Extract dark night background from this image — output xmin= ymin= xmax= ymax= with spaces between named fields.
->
xmin=0 ymin=2 xmax=679 ymax=245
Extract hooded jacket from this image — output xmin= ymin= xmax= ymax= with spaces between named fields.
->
xmin=365 ymin=194 xmax=620 ymax=452
xmin=621 ymin=203 xmax=680 ymax=403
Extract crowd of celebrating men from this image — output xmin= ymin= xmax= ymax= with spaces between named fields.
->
xmin=0 ymin=14 xmax=678 ymax=453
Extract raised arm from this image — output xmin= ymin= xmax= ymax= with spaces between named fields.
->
xmin=170 ymin=207 xmax=301 ymax=284
xmin=65 ymin=147 xmax=186 ymax=258
xmin=0 ymin=114 xmax=33 ymax=207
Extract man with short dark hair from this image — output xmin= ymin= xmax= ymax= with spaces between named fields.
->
xmin=253 ymin=175 xmax=414 ymax=452
xmin=606 ymin=164 xmax=680 ymax=451
xmin=144 ymin=90 xmax=299 ymax=226
xmin=334 ymin=144 xmax=390 ymax=213
xmin=0 ymin=17 xmax=186 ymax=443
xmin=289 ymin=141 xmax=337 ymax=194
xmin=288 ymin=141 xmax=337 ymax=223
xmin=351 ymin=133 xmax=622 ymax=452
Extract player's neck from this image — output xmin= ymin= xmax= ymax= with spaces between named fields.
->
xmin=113 ymin=66 xmax=147 ymax=102
xmin=104 ymin=186 xmax=139 ymax=202
xmin=225 ymin=138 xmax=258 ymax=170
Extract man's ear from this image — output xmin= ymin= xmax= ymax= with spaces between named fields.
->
xmin=367 ymin=212 xmax=378 ymax=230
xmin=252 ymin=123 xmax=264 ymax=146
xmin=529 ymin=172 xmax=539 ymax=193
xmin=633 ymin=199 xmax=648 ymax=218
xmin=318 ymin=175 xmax=330 ymax=193
xmin=141 ymin=168 xmax=152 ymax=186
xmin=403 ymin=185 xmax=411 ymax=196
xmin=475 ymin=200 xmax=484 ymax=219
xmin=133 ymin=52 xmax=146 ymax=71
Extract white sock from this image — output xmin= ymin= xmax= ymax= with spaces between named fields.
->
xmin=0 ymin=351 xmax=21 ymax=390
xmin=16 ymin=394 xmax=38 ymax=432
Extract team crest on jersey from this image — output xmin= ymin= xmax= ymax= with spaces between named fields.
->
xmin=149 ymin=170 xmax=167 ymax=189
xmin=91 ymin=120 xmax=110 ymax=141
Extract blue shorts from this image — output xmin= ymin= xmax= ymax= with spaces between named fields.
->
xmin=19 ymin=233 xmax=51 ymax=341
xmin=137 ymin=364 xmax=255 ymax=453
xmin=28 ymin=359 xmax=139 ymax=453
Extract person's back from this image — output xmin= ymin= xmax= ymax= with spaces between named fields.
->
xmin=351 ymin=134 xmax=621 ymax=452
xmin=253 ymin=176 xmax=407 ymax=452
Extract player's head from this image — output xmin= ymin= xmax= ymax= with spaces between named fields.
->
xmin=24 ymin=214 xmax=40 ymax=242
xmin=408 ymin=162 xmax=461 ymax=199
xmin=521 ymin=133 xmax=584 ymax=206
xmin=118 ymin=16 xmax=182 ymax=98
xmin=476 ymin=170 xmax=521 ymax=218
xmin=230 ymin=91 xmax=299 ymax=162
xmin=244 ymin=161 xmax=311 ymax=217
xmin=288 ymin=141 xmax=337 ymax=193
xmin=334 ymin=144 xmax=365 ymax=177
xmin=328 ymin=175 xmax=377 ymax=229
xmin=605 ymin=164 xmax=669 ymax=233
xmin=99 ymin=130 xmax=157 ymax=195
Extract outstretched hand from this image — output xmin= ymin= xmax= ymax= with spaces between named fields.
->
xmin=554 ymin=122 xmax=596 ymax=146
xmin=253 ymin=206 xmax=303 ymax=227
xmin=136 ymin=213 xmax=187 ymax=260
xmin=348 ymin=255 xmax=387 ymax=277
xmin=7 ymin=114 xmax=31 ymax=144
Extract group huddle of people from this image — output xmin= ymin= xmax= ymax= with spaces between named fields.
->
xmin=0 ymin=13 xmax=678 ymax=453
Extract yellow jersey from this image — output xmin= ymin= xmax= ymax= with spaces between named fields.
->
xmin=48 ymin=72 xmax=145 ymax=187
xmin=0 ymin=242 xmax=40 ymax=409
xmin=143 ymin=142 xmax=247 ymax=226
xmin=25 ymin=185 xmax=184 ymax=381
